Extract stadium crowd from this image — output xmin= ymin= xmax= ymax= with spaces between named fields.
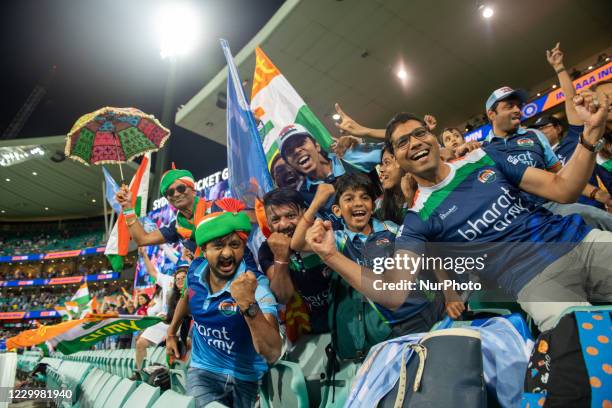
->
xmin=0 ymin=280 xmax=134 ymax=313
xmin=3 ymin=42 xmax=611 ymax=407
xmin=0 ymin=219 xmax=105 ymax=256
xmin=108 ymin=42 xmax=612 ymax=407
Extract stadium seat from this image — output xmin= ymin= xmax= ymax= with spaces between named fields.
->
xmin=92 ymin=374 xmax=122 ymax=408
xmin=101 ymin=378 xmax=138 ymax=408
xmin=285 ymin=333 xmax=331 ymax=407
xmin=150 ymin=390 xmax=196 ymax=408
xmin=121 ymin=382 xmax=161 ymax=408
xmin=76 ymin=368 xmax=112 ymax=408
xmin=317 ymin=360 xmax=359 ymax=408
xmin=259 ymin=360 xmax=309 ymax=408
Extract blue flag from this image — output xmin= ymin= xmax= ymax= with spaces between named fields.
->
xmin=102 ymin=166 xmax=121 ymax=214
xmin=220 ymin=39 xmax=274 ymax=208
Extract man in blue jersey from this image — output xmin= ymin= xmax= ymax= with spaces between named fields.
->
xmin=482 ymin=84 xmax=612 ymax=229
xmin=166 ymin=199 xmax=281 ymax=408
xmin=304 ymin=93 xmax=611 ymax=331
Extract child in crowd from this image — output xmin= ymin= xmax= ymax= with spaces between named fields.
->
xmin=293 ymin=173 xmax=460 ymax=339
xmin=440 ymin=127 xmax=466 ymax=150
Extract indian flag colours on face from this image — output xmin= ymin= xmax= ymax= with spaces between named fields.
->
xmin=105 ymin=153 xmax=151 ymax=271
xmin=250 ymin=47 xmax=334 ymax=168
xmin=6 ymin=314 xmax=161 ymax=354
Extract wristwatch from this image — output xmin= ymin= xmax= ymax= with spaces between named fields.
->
xmin=241 ymin=302 xmax=260 ymax=318
xmin=579 ymin=133 xmax=605 ymax=153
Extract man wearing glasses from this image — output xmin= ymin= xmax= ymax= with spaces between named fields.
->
xmin=305 ymin=92 xmax=612 ymax=331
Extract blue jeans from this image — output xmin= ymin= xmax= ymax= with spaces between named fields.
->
xmin=187 ymin=367 xmax=259 ymax=408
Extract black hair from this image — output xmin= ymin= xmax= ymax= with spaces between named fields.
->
xmin=439 ymin=127 xmax=466 ymax=146
xmin=279 ymin=133 xmax=330 ymax=175
xmin=384 ymin=112 xmax=428 ymax=153
xmin=165 ymin=268 xmax=187 ymax=324
xmin=262 ymin=188 xmax=307 ymax=211
xmin=378 ymin=145 xmax=408 ymax=224
xmin=138 ymin=293 xmax=151 ymax=305
xmin=334 ymin=172 xmax=378 ymax=206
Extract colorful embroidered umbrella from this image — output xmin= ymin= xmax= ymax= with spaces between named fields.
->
xmin=65 ymin=107 xmax=170 ymax=180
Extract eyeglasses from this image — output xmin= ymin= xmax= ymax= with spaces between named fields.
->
xmin=393 ymin=127 xmax=431 ymax=151
xmin=166 ymin=184 xmax=188 ymax=197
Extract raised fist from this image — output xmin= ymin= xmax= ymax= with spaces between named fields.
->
xmin=230 ymin=271 xmax=258 ymax=310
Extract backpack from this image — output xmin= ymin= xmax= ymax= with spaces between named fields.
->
xmin=328 ymin=273 xmax=392 ymax=361
xmin=522 ymin=308 xmax=611 ymax=408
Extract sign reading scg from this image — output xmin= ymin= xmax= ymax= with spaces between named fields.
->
xmin=152 ymin=168 xmax=229 ymax=210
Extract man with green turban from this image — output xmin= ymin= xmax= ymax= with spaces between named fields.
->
xmin=166 ymin=198 xmax=282 ymax=408
xmin=116 ymin=166 xmax=205 ymax=253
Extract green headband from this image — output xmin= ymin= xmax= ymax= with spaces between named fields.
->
xmin=195 ymin=211 xmax=252 ymax=246
xmin=160 ymin=169 xmax=195 ymax=196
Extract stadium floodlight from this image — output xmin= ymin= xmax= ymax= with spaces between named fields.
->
xmin=156 ymin=3 xmax=201 ymax=59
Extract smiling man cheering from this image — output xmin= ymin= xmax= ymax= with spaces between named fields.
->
xmin=305 ymin=93 xmax=612 ymax=332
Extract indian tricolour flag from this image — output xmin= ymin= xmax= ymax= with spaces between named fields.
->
xmin=71 ymin=283 xmax=90 ymax=306
xmin=105 ymin=153 xmax=151 ymax=271
xmin=250 ymin=47 xmax=334 ymax=168
xmin=64 ymin=301 xmax=80 ymax=319
xmin=6 ymin=314 xmax=161 ymax=355
xmin=54 ymin=306 xmax=70 ymax=321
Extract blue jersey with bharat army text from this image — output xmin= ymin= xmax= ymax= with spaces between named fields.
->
xmin=395 ymin=148 xmax=591 ymax=296
xmin=483 ymin=127 xmax=561 ymax=206
xmin=186 ymin=257 xmax=278 ymax=382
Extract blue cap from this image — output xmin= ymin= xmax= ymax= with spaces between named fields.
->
xmin=277 ymin=124 xmax=313 ymax=155
xmin=485 ymin=86 xmax=528 ymax=111
xmin=175 ymin=259 xmax=190 ymax=270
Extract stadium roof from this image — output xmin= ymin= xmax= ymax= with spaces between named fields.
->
xmin=0 ymin=136 xmax=140 ymax=221
xmin=175 ymin=0 xmax=612 ymax=145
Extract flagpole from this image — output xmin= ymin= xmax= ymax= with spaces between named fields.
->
xmin=102 ymin=180 xmax=109 ymax=241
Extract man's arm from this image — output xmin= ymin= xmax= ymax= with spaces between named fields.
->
xmin=290 ymin=183 xmax=335 ymax=252
xmin=115 ymin=185 xmax=167 ymax=246
xmin=519 ymin=93 xmax=610 ymax=204
xmin=166 ymin=295 xmax=190 ymax=358
xmin=261 ymin=239 xmax=295 ymax=305
xmin=138 ymin=247 xmax=158 ymax=281
xmin=305 ymin=219 xmax=415 ymax=310
xmin=546 ymin=42 xmax=581 ymax=125
xmin=265 ymin=264 xmax=295 ymax=305
xmin=231 ymin=272 xmax=282 ymax=363
xmin=334 ymin=103 xmax=386 ymax=140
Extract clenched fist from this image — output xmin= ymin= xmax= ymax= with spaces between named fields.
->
xmin=230 ymin=271 xmax=258 ymax=310
xmin=115 ymin=185 xmax=133 ymax=209
xmin=267 ymin=232 xmax=292 ymax=262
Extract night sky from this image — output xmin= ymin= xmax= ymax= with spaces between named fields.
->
xmin=0 ymin=0 xmax=285 ymax=178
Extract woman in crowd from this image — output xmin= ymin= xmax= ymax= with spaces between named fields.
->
xmin=377 ymin=145 xmax=418 ymax=224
